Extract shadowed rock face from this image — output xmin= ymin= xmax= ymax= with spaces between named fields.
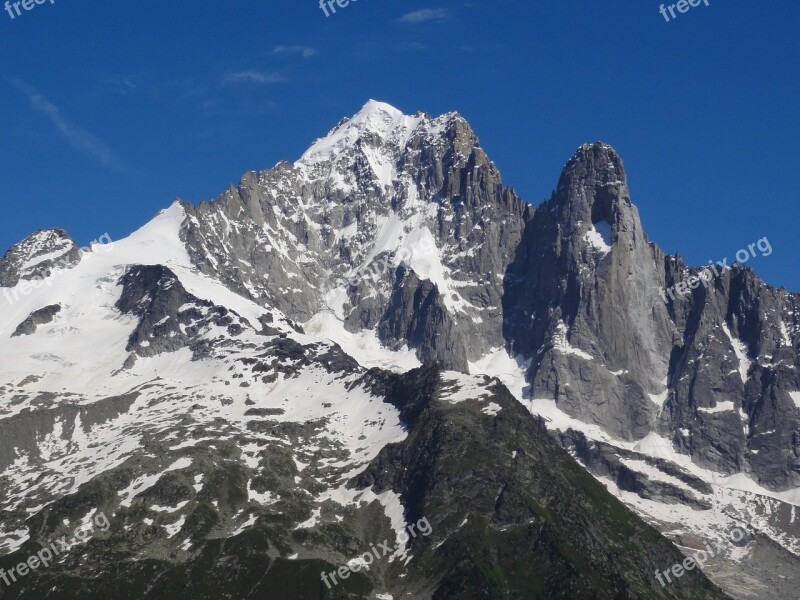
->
xmin=115 ymin=264 xmax=254 ymax=366
xmin=12 ymin=304 xmax=61 ymax=337
xmin=378 ymin=266 xmax=469 ymax=371
xmin=656 ymin=260 xmax=800 ymax=488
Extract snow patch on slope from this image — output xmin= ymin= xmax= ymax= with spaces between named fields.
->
xmin=583 ymin=221 xmax=613 ymax=255
xmin=469 ymin=348 xmax=530 ymax=400
xmin=553 ymin=322 xmax=593 ymax=360
xmin=304 ymin=311 xmax=420 ymax=372
xmin=440 ymin=372 xmax=492 ymax=404
xmin=721 ymin=323 xmax=752 ymax=383
xmin=648 ymin=389 xmax=669 ymax=408
xmin=698 ymin=401 xmax=735 ymax=414
xmin=780 ymin=322 xmax=792 ymax=347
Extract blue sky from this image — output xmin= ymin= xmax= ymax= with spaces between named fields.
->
xmin=1 ymin=0 xmax=798 ymax=289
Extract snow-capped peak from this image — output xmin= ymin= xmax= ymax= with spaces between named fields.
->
xmin=0 ymin=228 xmax=82 ymax=287
xmin=296 ymin=100 xmax=424 ymax=166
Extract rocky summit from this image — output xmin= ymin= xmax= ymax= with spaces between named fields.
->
xmin=0 ymin=100 xmax=798 ymax=599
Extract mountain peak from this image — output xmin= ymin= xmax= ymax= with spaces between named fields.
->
xmin=296 ymin=100 xmax=424 ymax=166
xmin=0 ymin=228 xmax=82 ymax=287
xmin=549 ymin=141 xmax=631 ymax=223
xmin=294 ymin=101 xmax=474 ymax=171
xmin=560 ymin=141 xmax=626 ymax=184
xmin=357 ymin=99 xmax=406 ymax=120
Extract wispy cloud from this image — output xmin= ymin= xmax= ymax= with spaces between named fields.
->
xmin=397 ymin=8 xmax=450 ymax=24
xmin=223 ymin=71 xmax=286 ymax=85
xmin=271 ymin=45 xmax=316 ymax=58
xmin=11 ymin=79 xmax=129 ymax=174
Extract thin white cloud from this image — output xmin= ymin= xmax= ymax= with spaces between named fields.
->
xmin=223 ymin=71 xmax=286 ymax=85
xmin=397 ymin=8 xmax=450 ymax=23
xmin=271 ymin=45 xmax=316 ymax=58
xmin=12 ymin=80 xmax=129 ymax=174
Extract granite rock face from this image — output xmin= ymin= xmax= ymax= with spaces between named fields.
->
xmin=169 ymin=122 xmax=800 ymax=597
xmin=174 ymin=109 xmax=800 ymax=495
xmin=503 ymin=143 xmax=676 ymax=440
xmin=496 ymin=142 xmax=800 ymax=491
xmin=178 ymin=101 xmax=531 ymax=367
xmin=656 ymin=258 xmax=800 ymax=488
xmin=377 ymin=266 xmax=469 ymax=371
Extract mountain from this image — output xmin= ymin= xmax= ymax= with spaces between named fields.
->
xmin=0 ymin=100 xmax=797 ymax=599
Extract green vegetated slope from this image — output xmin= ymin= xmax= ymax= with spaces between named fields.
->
xmin=0 ymin=364 xmax=729 ymax=599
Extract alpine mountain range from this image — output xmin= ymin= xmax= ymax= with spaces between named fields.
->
xmin=0 ymin=100 xmax=798 ymax=600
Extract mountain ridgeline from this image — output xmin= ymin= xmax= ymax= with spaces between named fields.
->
xmin=1 ymin=101 xmax=798 ymax=599
xmin=178 ymin=103 xmax=800 ymax=492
